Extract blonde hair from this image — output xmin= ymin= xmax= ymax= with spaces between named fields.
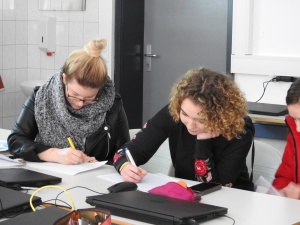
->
xmin=169 ymin=68 xmax=247 ymax=140
xmin=63 ymin=38 xmax=107 ymax=89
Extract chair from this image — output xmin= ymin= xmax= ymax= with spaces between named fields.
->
xmin=246 ymin=139 xmax=283 ymax=184
xmin=129 ymin=129 xmax=172 ymax=175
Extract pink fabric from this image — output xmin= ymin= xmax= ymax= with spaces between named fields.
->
xmin=148 ymin=182 xmax=201 ymax=202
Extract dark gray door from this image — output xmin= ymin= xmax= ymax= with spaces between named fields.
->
xmin=143 ymin=0 xmax=232 ymax=121
xmin=115 ymin=1 xmax=232 ymax=128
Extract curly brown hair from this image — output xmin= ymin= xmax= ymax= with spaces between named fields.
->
xmin=169 ymin=68 xmax=247 ymax=140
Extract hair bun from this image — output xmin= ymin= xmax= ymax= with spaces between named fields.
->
xmin=84 ymin=38 xmax=107 ymax=57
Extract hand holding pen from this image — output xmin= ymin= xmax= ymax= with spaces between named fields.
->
xmin=37 ymin=136 xmax=97 ymax=164
xmin=67 ymin=136 xmax=97 ymax=164
xmin=120 ymin=147 xmax=147 ymax=183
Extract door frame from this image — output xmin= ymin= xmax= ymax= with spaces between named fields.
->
xmin=114 ymin=0 xmax=145 ymax=128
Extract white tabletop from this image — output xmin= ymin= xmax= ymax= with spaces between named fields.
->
xmin=1 ymin=128 xmax=300 ymax=225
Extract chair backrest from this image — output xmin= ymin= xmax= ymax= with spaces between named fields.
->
xmin=129 ymin=129 xmax=140 ymax=140
xmin=129 ymin=129 xmax=172 ymax=175
xmin=246 ymin=139 xmax=283 ymax=184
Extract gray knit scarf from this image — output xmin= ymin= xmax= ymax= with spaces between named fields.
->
xmin=34 ymin=70 xmax=115 ymax=151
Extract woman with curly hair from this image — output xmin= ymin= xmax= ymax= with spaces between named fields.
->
xmin=113 ymin=68 xmax=255 ymax=191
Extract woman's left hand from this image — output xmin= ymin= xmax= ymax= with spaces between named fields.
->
xmin=197 ymin=132 xmax=220 ymax=140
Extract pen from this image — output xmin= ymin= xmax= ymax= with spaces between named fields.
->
xmin=124 ymin=147 xmax=137 ymax=167
xmin=67 ymin=136 xmax=75 ymax=149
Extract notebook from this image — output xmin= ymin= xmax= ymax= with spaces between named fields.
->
xmin=0 ymin=168 xmax=62 ymax=190
xmin=86 ymin=191 xmax=228 ymax=225
xmin=247 ymin=101 xmax=288 ymax=116
xmin=0 ymin=186 xmax=42 ymax=218
xmin=0 ymin=206 xmax=69 ymax=225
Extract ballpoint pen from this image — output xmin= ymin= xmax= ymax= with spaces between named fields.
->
xmin=67 ymin=136 xmax=75 ymax=149
xmin=124 ymin=147 xmax=137 ymax=167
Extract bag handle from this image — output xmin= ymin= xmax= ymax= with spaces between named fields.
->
xmin=29 ymin=185 xmax=76 ymax=211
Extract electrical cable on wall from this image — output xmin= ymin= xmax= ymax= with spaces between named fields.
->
xmin=255 ymin=78 xmax=274 ymax=103
xmin=255 ymin=76 xmax=297 ymax=102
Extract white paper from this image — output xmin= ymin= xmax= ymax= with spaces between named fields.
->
xmin=98 ymin=172 xmax=179 ymax=192
xmin=0 ymin=154 xmax=25 ymax=166
xmin=26 ymin=161 xmax=107 ymax=175
xmin=255 ymin=175 xmax=282 ymax=196
xmin=0 ymin=140 xmax=8 ymax=152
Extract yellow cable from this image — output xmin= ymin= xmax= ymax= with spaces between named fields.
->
xmin=30 ymin=185 xmax=76 ymax=212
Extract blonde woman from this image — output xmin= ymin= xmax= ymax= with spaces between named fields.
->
xmin=114 ymin=68 xmax=255 ymax=191
xmin=8 ymin=39 xmax=130 ymax=165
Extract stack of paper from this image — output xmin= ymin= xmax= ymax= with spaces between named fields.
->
xmin=0 ymin=155 xmax=25 ymax=167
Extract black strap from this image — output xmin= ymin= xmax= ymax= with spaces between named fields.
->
xmin=250 ymin=139 xmax=255 ymax=182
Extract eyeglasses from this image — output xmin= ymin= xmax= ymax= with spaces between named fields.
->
xmin=66 ymin=85 xmax=98 ymax=105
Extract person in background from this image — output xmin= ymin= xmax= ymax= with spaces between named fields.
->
xmin=8 ymin=38 xmax=130 ymax=165
xmin=113 ymin=68 xmax=255 ymax=191
xmin=273 ymin=78 xmax=300 ymax=199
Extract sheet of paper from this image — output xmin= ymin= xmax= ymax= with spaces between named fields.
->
xmin=0 ymin=154 xmax=25 ymax=166
xmin=26 ymin=161 xmax=107 ymax=175
xmin=98 ymin=172 xmax=179 ymax=192
xmin=254 ymin=175 xmax=281 ymax=196
xmin=0 ymin=140 xmax=8 ymax=152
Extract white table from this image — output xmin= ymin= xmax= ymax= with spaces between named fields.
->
xmin=1 ymin=128 xmax=300 ymax=225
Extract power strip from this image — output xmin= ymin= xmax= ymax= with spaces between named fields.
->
xmin=273 ymin=76 xmax=297 ymax=82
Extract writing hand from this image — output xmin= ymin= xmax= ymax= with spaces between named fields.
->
xmin=38 ymin=147 xmax=87 ymax=165
xmin=120 ymin=163 xmax=147 ymax=183
xmin=83 ymin=155 xmax=97 ymax=163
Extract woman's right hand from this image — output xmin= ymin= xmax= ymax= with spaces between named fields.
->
xmin=38 ymin=147 xmax=87 ymax=165
xmin=120 ymin=163 xmax=147 ymax=183
xmin=280 ymin=182 xmax=300 ymax=199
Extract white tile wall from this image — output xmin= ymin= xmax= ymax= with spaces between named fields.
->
xmin=15 ymin=68 xmax=28 ymax=92
xmin=0 ymin=21 xmax=2 ymax=45
xmin=16 ymin=21 xmax=28 ymax=44
xmin=0 ymin=46 xmax=2 ymax=70
xmin=68 ymin=21 xmax=84 ymax=46
xmin=3 ymin=45 xmax=16 ymax=69
xmin=16 ymin=45 xmax=28 ymax=68
xmin=2 ymin=69 xmax=16 ymax=93
xmin=3 ymin=21 xmax=16 ymax=45
xmin=3 ymin=0 xmax=16 ymax=20
xmin=0 ymin=0 xmax=115 ymax=129
xmin=15 ymin=0 xmax=28 ymax=21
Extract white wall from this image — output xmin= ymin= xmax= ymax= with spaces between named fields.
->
xmin=231 ymin=0 xmax=300 ymax=152
xmin=0 ymin=0 xmax=114 ymax=129
xmin=235 ymin=73 xmax=291 ymax=104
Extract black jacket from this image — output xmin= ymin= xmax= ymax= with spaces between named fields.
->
xmin=114 ymin=105 xmax=255 ymax=191
xmin=8 ymin=87 xmax=130 ymax=164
